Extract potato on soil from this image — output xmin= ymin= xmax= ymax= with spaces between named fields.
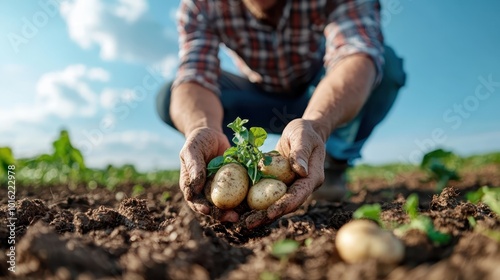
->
xmin=259 ymin=151 xmax=295 ymax=185
xmin=335 ymin=219 xmax=405 ymax=264
xmin=207 ymin=163 xmax=249 ymax=210
xmin=247 ymin=178 xmax=287 ymax=210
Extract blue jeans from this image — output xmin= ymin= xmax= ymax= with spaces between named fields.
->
xmin=156 ymin=46 xmax=406 ymax=163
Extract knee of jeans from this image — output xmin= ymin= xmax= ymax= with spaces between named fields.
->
xmin=155 ymin=81 xmax=175 ymax=127
xmin=382 ymin=45 xmax=407 ymax=88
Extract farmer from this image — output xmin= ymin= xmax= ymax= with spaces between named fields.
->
xmin=156 ymin=0 xmax=406 ymax=228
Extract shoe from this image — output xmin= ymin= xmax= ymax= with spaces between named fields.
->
xmin=311 ymin=155 xmax=349 ymax=202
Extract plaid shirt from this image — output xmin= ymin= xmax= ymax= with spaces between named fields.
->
xmin=173 ymin=0 xmax=384 ymax=95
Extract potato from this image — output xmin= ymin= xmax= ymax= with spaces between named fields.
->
xmin=335 ymin=220 xmax=405 ymax=264
xmin=207 ymin=163 xmax=249 ymax=210
xmin=259 ymin=151 xmax=295 ymax=185
xmin=247 ymin=178 xmax=287 ymax=210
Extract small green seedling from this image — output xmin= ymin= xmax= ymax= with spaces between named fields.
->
xmin=132 ymin=184 xmax=145 ymax=197
xmin=207 ymin=117 xmax=272 ymax=184
xmin=353 ymin=203 xmax=383 ymax=226
xmin=271 ymin=239 xmax=300 ymax=259
xmin=395 ymin=193 xmax=451 ymax=245
xmin=266 ymin=239 xmax=300 ymax=278
xmin=259 ymin=271 xmax=280 ymax=280
xmin=467 ymin=216 xmax=500 ymax=242
xmin=161 ymin=191 xmax=171 ymax=202
xmin=0 ymin=147 xmax=16 ymax=181
xmin=420 ymin=149 xmax=460 ymax=192
xmin=466 ymin=186 xmax=500 ymax=217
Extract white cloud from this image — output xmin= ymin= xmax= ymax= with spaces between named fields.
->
xmin=114 ymin=0 xmax=147 ymax=22
xmin=59 ymin=0 xmax=175 ymax=63
xmin=99 ymin=88 xmax=137 ymax=109
xmin=145 ymin=54 xmax=179 ymax=80
xmin=81 ymin=130 xmax=184 ymax=171
xmin=0 ymin=64 xmax=110 ymax=133
xmin=35 ymin=64 xmax=106 ymax=118
xmin=100 ymin=130 xmax=162 ymax=148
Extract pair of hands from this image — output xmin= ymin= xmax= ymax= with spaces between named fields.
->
xmin=178 ymin=118 xmax=326 ymax=229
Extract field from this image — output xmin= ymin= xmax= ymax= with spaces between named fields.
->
xmin=1 ymin=132 xmax=499 ymax=279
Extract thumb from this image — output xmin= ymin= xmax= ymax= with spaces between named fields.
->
xmin=289 ymin=145 xmax=312 ymax=178
xmin=277 ymin=136 xmax=310 ymax=178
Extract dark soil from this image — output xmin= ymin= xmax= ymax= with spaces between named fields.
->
xmin=1 ymin=164 xmax=499 ymax=279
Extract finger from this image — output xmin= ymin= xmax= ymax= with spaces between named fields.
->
xmin=267 ymin=146 xmax=324 ymax=219
xmin=210 ymin=208 xmax=239 ymax=223
xmin=180 ymin=145 xmax=207 ymax=197
xmin=186 ymin=196 xmax=211 ymax=215
xmin=308 ymin=144 xmax=326 ymax=190
xmin=245 ymin=210 xmax=271 ymax=229
xmin=282 ymin=131 xmax=314 ymax=178
xmin=276 ymin=135 xmax=310 ymax=177
xmin=179 ymin=163 xmax=195 ymax=200
xmin=266 ymin=178 xmax=315 ymax=220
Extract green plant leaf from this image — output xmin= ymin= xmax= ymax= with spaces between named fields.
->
xmin=404 ymin=193 xmax=419 ymax=220
xmin=482 ymin=187 xmax=500 ymax=216
xmin=249 ymin=127 xmax=267 ymax=147
xmin=420 ymin=149 xmax=460 ymax=192
xmin=132 ymin=184 xmax=145 ymax=196
xmin=161 ymin=191 xmax=171 ymax=201
xmin=467 ymin=186 xmax=500 ymax=216
xmin=395 ymin=215 xmax=451 ymax=245
xmin=353 ymin=204 xmax=382 ymax=224
xmin=223 ymin=147 xmax=238 ymax=157
xmin=259 ymin=271 xmax=280 ymax=280
xmin=421 ymin=149 xmax=460 ymax=169
xmin=263 ymin=155 xmax=273 ymax=166
xmin=206 ymin=117 xmax=272 ymax=185
xmin=207 ymin=156 xmax=224 ymax=175
xmin=304 ymin=238 xmax=313 ymax=247
xmin=271 ymin=239 xmax=299 ymax=259
xmin=227 ymin=117 xmax=248 ymax=133
xmin=0 ymin=147 xmax=16 ymax=178
xmin=466 ymin=188 xmax=485 ymax=204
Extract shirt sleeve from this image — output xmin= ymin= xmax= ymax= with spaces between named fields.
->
xmin=172 ymin=0 xmax=221 ymax=95
xmin=324 ymin=0 xmax=384 ymax=85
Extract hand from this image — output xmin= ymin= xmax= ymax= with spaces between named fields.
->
xmin=245 ymin=118 xmax=326 ymax=228
xmin=179 ymin=127 xmax=239 ymax=222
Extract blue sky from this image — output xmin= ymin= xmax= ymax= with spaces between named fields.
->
xmin=1 ymin=0 xmax=499 ymax=171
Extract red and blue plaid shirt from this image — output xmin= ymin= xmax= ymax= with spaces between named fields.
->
xmin=173 ymin=0 xmax=384 ymax=95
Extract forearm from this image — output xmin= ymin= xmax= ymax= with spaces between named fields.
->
xmin=302 ymin=55 xmax=376 ymax=142
xmin=170 ymin=82 xmax=224 ymax=136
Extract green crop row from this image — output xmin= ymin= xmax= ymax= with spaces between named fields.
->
xmin=1 ymin=130 xmax=179 ymax=189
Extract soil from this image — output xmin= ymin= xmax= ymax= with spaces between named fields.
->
xmin=1 ymin=164 xmax=499 ymax=280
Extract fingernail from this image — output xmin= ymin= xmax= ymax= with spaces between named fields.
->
xmin=298 ymin=158 xmax=308 ymax=174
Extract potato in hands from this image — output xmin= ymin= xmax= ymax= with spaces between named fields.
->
xmin=258 ymin=151 xmax=295 ymax=185
xmin=247 ymin=178 xmax=287 ymax=210
xmin=205 ymin=163 xmax=249 ymax=210
xmin=205 ymin=117 xmax=297 ymax=213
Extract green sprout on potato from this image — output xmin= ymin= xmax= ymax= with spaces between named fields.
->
xmin=207 ymin=117 xmax=272 ymax=184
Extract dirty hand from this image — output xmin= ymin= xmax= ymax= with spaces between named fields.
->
xmin=245 ymin=118 xmax=326 ymax=228
xmin=179 ymin=127 xmax=239 ymax=222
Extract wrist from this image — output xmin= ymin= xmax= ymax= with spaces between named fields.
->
xmin=302 ymin=118 xmax=331 ymax=143
xmin=184 ymin=118 xmax=223 ymax=137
